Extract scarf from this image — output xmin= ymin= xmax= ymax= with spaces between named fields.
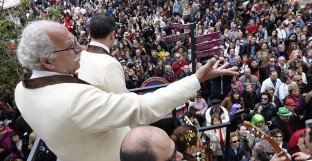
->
xmin=290 ymin=94 xmax=301 ymax=111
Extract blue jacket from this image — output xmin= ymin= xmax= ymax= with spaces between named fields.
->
xmin=226 ymin=143 xmax=249 ymax=161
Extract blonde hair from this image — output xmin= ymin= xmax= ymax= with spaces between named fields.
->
xmin=292 ymin=75 xmax=302 ymax=81
xmin=288 ymin=84 xmax=299 ymax=93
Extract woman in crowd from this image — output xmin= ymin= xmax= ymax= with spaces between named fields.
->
xmin=249 ymin=58 xmax=260 ymax=78
xmin=279 ymin=74 xmax=296 ymax=102
xmin=155 ymin=58 xmax=165 ymax=77
xmin=293 ymin=74 xmax=309 ymax=94
xmin=144 ymin=64 xmax=156 ymax=80
xmin=288 ymin=43 xmax=302 ymax=60
xmin=231 ymin=75 xmax=243 ymax=93
xmin=284 ymin=84 xmax=305 ymax=117
xmin=156 ymin=44 xmax=166 ymax=60
xmin=241 ymin=84 xmax=258 ymax=111
xmin=253 ymin=92 xmax=277 ymax=122
xmin=164 ymin=65 xmax=179 ymax=83
xmin=205 ymin=114 xmax=226 ymax=161
xmin=265 ymin=87 xmax=282 ymax=108
xmin=227 ymin=132 xmax=249 ymax=161
xmin=270 ymin=128 xmax=291 ymax=154
xmin=171 ymin=125 xmax=201 ymax=161
xmin=221 ymin=89 xmax=245 ymax=115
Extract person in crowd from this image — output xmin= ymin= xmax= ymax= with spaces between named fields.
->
xmin=241 ymin=83 xmax=258 ymax=111
xmin=270 ymin=128 xmax=291 ymax=154
xmin=284 ymin=84 xmax=306 ymax=118
xmin=293 ymin=74 xmax=309 ymax=94
xmin=0 ymin=121 xmax=12 ymax=160
xmin=163 ymin=52 xmax=175 ymax=66
xmin=171 ymin=125 xmax=201 ymax=161
xmin=260 ymin=70 xmax=282 ymax=97
xmin=155 ymin=58 xmax=165 ymax=77
xmin=164 ymin=65 xmax=179 ymax=83
xmin=251 ymin=114 xmax=269 ymax=134
xmin=227 ymin=132 xmax=249 ymax=161
xmin=6 ymin=132 xmax=30 ymax=160
xmin=236 ymin=124 xmax=254 ymax=156
xmin=252 ymin=139 xmax=291 ymax=161
xmin=265 ymin=87 xmax=282 ymax=109
xmin=260 ymin=56 xmax=281 ymax=83
xmin=180 ymin=65 xmax=193 ymax=79
xmin=239 ymin=68 xmax=261 ymax=94
xmin=145 ymin=64 xmax=157 ymax=80
xmin=172 ymin=53 xmax=188 ymax=78
xmin=189 ymin=93 xmax=208 ymax=117
xmin=292 ymin=120 xmax=312 ymax=160
xmin=120 ymin=126 xmax=184 ymax=161
xmin=221 ymin=88 xmax=245 ymax=115
xmin=285 ymin=98 xmax=305 ymax=131
xmin=270 ymin=107 xmax=293 ymax=142
xmin=231 ymin=75 xmax=243 ymax=93
xmin=15 ymin=20 xmax=238 ymax=161
xmin=249 ymin=58 xmax=260 ymax=78
xmin=205 ymin=99 xmax=230 ymax=126
xmin=254 ymin=92 xmax=277 ymax=123
xmin=279 ymin=74 xmax=296 ymax=102
xmin=297 ymin=133 xmax=310 ymax=155
xmin=205 ymin=114 xmax=226 ymax=161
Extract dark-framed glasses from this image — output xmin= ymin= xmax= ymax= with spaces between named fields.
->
xmin=52 ymin=37 xmax=77 ymax=53
xmin=167 ymin=146 xmax=177 ymax=161
xmin=231 ymin=139 xmax=240 ymax=143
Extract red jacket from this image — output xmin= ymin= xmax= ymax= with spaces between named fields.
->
xmin=172 ymin=59 xmax=188 ymax=78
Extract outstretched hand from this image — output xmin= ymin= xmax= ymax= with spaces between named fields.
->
xmin=195 ymin=58 xmax=238 ymax=83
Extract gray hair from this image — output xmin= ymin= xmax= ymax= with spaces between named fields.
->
xmin=17 ymin=20 xmax=57 ymax=70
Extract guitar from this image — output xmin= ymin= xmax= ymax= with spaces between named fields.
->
xmin=243 ymin=121 xmax=291 ymax=161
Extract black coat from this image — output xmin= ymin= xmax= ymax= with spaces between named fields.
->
xmin=241 ymin=91 xmax=258 ymax=110
xmin=270 ymin=116 xmax=292 ymax=142
xmin=209 ymin=75 xmax=233 ymax=101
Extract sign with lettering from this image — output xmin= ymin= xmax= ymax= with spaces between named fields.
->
xmin=162 ymin=33 xmax=190 ymax=42
xmin=196 ymin=40 xmax=221 ymax=51
xmin=168 ymin=23 xmax=190 ymax=30
xmin=195 ymin=32 xmax=221 ymax=43
xmin=197 ymin=48 xmax=222 ymax=58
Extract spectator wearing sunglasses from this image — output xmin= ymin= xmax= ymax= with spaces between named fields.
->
xmin=226 ymin=132 xmax=249 ymax=161
xmin=254 ymin=92 xmax=277 ymax=123
xmin=260 ymin=56 xmax=281 ymax=83
xmin=120 ymin=126 xmax=183 ymax=161
xmin=170 ymin=125 xmax=201 ymax=161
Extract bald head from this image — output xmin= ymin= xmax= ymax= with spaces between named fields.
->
xmin=121 ymin=126 xmax=182 ymax=161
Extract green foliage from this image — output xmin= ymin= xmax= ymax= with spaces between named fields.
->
xmin=0 ymin=0 xmax=29 ymax=102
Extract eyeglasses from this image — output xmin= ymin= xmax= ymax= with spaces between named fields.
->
xmin=52 ymin=37 xmax=77 ymax=53
xmin=232 ymin=140 xmax=240 ymax=143
xmin=176 ymin=57 xmax=181 ymax=58
xmin=167 ymin=146 xmax=177 ymax=161
xmin=270 ymin=61 xmax=276 ymax=63
xmin=261 ymin=98 xmax=268 ymax=100
xmin=296 ymin=79 xmax=302 ymax=81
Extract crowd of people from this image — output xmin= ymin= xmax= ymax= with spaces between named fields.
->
xmin=2 ymin=0 xmax=312 ymax=160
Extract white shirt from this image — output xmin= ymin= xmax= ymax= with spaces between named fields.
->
xmin=89 ymin=41 xmax=110 ymax=54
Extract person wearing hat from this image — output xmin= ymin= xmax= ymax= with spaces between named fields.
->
xmin=270 ymin=107 xmax=293 ymax=142
xmin=285 ymin=98 xmax=305 ymax=131
xmin=205 ymin=99 xmax=229 ymax=126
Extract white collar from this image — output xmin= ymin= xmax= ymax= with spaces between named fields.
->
xmin=31 ymin=70 xmax=70 ymax=79
xmin=89 ymin=41 xmax=110 ymax=53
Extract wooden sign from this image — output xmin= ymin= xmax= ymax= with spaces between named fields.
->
xmin=168 ymin=23 xmax=190 ymax=30
xmin=195 ymin=32 xmax=221 ymax=43
xmin=196 ymin=40 xmax=221 ymax=51
xmin=162 ymin=33 xmax=190 ymax=42
xmin=197 ymin=48 xmax=222 ymax=58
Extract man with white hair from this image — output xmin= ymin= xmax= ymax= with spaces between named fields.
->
xmin=15 ymin=20 xmax=238 ymax=161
